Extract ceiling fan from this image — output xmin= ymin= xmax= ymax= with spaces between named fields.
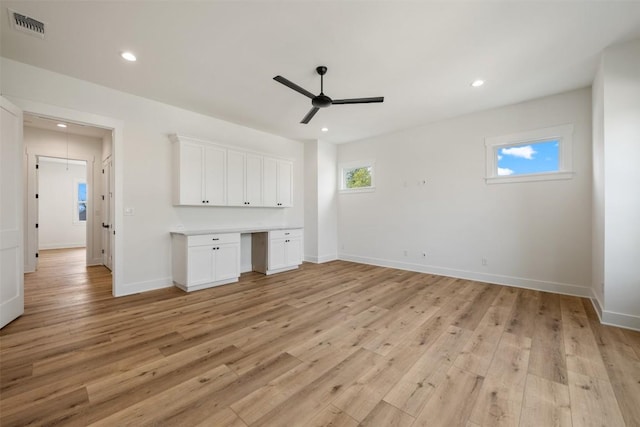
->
xmin=273 ymin=66 xmax=384 ymax=124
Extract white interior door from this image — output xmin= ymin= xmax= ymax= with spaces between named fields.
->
xmin=34 ymin=156 xmax=40 ymax=270
xmin=1 ymin=96 xmax=24 ymax=329
xmin=102 ymin=156 xmax=112 ymax=270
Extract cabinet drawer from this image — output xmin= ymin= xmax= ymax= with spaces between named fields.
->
xmin=188 ymin=233 xmax=240 ymax=247
xmin=269 ymin=229 xmax=303 ymax=240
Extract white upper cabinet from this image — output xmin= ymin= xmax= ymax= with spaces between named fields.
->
xmin=204 ymin=145 xmax=226 ymax=205
xmin=245 ymin=154 xmax=263 ymax=206
xmin=277 ymin=160 xmax=293 ymax=207
xmin=172 ymin=137 xmax=226 ymax=206
xmin=227 ymin=150 xmax=263 ymax=207
xmin=171 ymin=134 xmax=291 ymax=208
xmin=227 ymin=150 xmax=245 ymax=206
xmin=263 ymin=157 xmax=293 ymax=207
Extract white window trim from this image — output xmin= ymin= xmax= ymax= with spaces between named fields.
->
xmin=73 ymin=179 xmax=88 ymax=224
xmin=485 ymin=124 xmax=574 ymax=184
xmin=339 ymin=160 xmax=376 ymax=193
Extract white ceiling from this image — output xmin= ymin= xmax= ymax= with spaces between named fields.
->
xmin=2 ymin=2 xmax=640 ymax=144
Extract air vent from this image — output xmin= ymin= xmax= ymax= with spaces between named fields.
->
xmin=9 ymin=9 xmax=45 ymax=39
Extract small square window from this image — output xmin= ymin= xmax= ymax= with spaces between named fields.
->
xmin=486 ymin=124 xmax=574 ymax=184
xmin=339 ymin=161 xmax=375 ymax=192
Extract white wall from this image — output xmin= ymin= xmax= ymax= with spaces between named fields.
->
xmin=38 ymin=158 xmax=87 ymax=249
xmin=23 ymin=126 xmax=103 ymax=270
xmin=304 ymin=140 xmax=338 ymax=263
xmin=102 ymin=133 xmax=112 ymax=162
xmin=3 ymin=57 xmax=304 ymax=295
xmin=304 ymin=141 xmax=319 ymax=261
xmin=600 ymin=39 xmax=640 ymax=329
xmin=338 ymin=88 xmax=593 ymax=297
xmin=592 ymin=61 xmax=605 ymax=308
xmin=317 ymin=140 xmax=338 ymax=262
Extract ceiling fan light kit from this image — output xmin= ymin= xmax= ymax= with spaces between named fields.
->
xmin=273 ymin=66 xmax=384 ymax=124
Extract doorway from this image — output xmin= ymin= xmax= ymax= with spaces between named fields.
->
xmin=37 ymin=156 xmax=88 ymax=253
xmin=23 ymin=113 xmax=115 ymax=291
xmin=11 ymin=98 xmax=123 ymax=297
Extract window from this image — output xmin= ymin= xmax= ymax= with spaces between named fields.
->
xmin=485 ymin=124 xmax=574 ymax=184
xmin=339 ymin=160 xmax=375 ymax=192
xmin=74 ymin=180 xmax=87 ymax=223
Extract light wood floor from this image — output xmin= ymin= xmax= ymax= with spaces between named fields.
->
xmin=1 ymin=249 xmax=639 ymax=426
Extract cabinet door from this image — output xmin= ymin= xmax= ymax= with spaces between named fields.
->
xmin=178 ymin=142 xmax=205 ymax=205
xmin=245 ymin=154 xmax=263 ymax=206
xmin=268 ymin=238 xmax=287 ymax=270
xmin=277 ymin=160 xmax=293 ymax=207
xmin=285 ymin=237 xmax=302 ymax=267
xmin=215 ymin=244 xmax=240 ymax=281
xmin=204 ymin=145 xmax=226 ymax=205
xmin=227 ymin=150 xmax=245 ymax=206
xmin=188 ymin=245 xmax=215 ymax=285
xmin=263 ymin=157 xmax=278 ymax=207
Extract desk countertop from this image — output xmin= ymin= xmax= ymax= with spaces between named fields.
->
xmin=170 ymin=226 xmax=303 ymax=236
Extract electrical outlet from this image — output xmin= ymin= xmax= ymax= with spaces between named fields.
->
xmin=422 ymin=252 xmax=427 ymax=258
xmin=403 ymin=250 xmax=408 ymax=256
xmin=481 ymin=258 xmax=488 ymax=266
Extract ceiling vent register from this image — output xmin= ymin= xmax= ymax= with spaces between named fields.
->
xmin=9 ymin=9 xmax=45 ymax=39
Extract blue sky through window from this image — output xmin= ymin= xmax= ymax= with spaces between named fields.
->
xmin=78 ymin=182 xmax=87 ymax=202
xmin=497 ymin=139 xmax=559 ymax=176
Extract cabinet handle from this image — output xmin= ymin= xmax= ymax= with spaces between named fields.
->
xmin=202 ymin=200 xmax=205 ymax=204
xmin=284 ymin=232 xmax=290 ymax=235
xmin=212 ymin=238 xmax=219 ymax=241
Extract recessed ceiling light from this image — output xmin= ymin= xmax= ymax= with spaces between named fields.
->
xmin=471 ymin=79 xmax=485 ymax=87
xmin=121 ymin=51 xmax=137 ymax=62
xmin=57 ymin=123 xmax=67 ymax=128
xmin=321 ymin=127 xmax=329 ymax=132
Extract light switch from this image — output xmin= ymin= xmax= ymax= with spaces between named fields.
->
xmin=124 ymin=207 xmax=135 ymax=216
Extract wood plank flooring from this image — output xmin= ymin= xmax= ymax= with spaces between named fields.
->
xmin=1 ymin=248 xmax=639 ymax=426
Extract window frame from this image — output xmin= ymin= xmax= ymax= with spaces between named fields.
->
xmin=339 ymin=160 xmax=376 ymax=193
xmin=485 ymin=124 xmax=574 ymax=184
xmin=73 ymin=179 xmax=88 ymax=224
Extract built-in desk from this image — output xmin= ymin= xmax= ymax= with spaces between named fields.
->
xmin=170 ymin=227 xmax=303 ymax=292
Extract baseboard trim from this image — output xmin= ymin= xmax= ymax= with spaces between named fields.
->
xmin=600 ymin=310 xmax=640 ymax=331
xmin=338 ymin=253 xmax=592 ymax=298
xmin=590 ymin=295 xmax=604 ymax=321
xmin=304 ymin=254 xmax=338 ymax=264
xmin=116 ymin=276 xmax=173 ymax=297
xmin=38 ymin=243 xmax=86 ymax=250
xmin=88 ymin=257 xmax=103 ymax=267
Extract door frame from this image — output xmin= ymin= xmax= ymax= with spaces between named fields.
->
xmin=9 ymin=97 xmax=124 ymax=297
xmin=102 ymin=156 xmax=113 ymax=270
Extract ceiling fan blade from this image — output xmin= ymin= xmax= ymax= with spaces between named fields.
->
xmin=331 ymin=96 xmax=384 ymax=105
xmin=273 ymin=76 xmax=315 ymax=99
xmin=300 ymin=107 xmax=320 ymax=124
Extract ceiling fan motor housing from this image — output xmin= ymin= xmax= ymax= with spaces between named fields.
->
xmin=312 ymin=94 xmax=332 ymax=108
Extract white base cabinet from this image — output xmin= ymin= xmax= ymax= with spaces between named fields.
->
xmin=252 ymin=229 xmax=303 ymax=275
xmin=172 ymin=233 xmax=240 ymax=292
